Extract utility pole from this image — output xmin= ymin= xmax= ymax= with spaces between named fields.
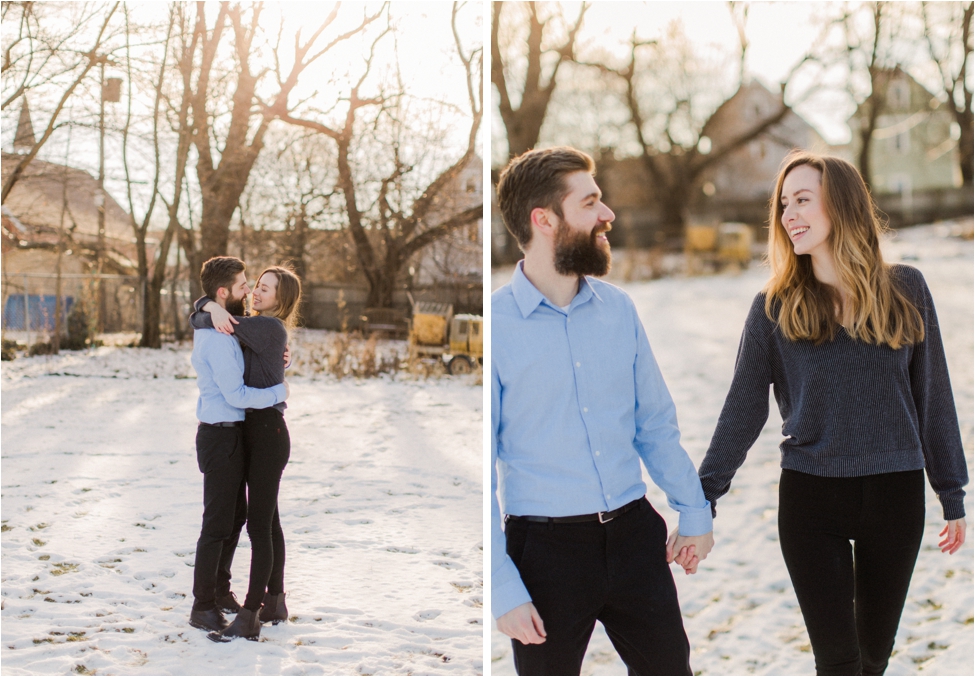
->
xmin=95 ymin=55 xmax=121 ymax=333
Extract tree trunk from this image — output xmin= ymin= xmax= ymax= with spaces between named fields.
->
xmin=956 ymin=108 xmax=974 ymax=186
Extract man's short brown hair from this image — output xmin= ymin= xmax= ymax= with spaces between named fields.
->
xmin=200 ymin=256 xmax=245 ymax=300
xmin=496 ymin=146 xmax=596 ymax=250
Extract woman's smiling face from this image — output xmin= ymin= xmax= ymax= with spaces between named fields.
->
xmin=251 ymin=272 xmax=280 ymax=313
xmin=780 ymin=164 xmax=831 ymax=259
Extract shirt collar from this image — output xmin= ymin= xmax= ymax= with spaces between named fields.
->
xmin=510 ymin=260 xmax=601 ymax=319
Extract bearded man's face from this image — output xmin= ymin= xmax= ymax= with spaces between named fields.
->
xmin=553 ymin=216 xmax=612 ymax=277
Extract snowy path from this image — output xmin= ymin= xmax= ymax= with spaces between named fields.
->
xmin=1 ymin=350 xmax=483 ymax=676
xmin=491 ymin=224 xmax=974 ymax=675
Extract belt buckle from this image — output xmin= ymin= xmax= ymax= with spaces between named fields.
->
xmin=598 ymin=511 xmax=614 ymax=524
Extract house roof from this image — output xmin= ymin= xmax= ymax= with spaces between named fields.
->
xmin=1 ymin=152 xmax=133 ymax=247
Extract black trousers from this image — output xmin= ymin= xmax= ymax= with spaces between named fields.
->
xmin=778 ymin=469 xmax=925 ymax=676
xmin=242 ymin=408 xmax=291 ymax=611
xmin=192 ymin=424 xmax=247 ymax=610
xmin=506 ymin=498 xmax=692 ymax=676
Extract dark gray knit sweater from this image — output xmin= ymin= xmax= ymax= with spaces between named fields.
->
xmin=190 ymin=297 xmax=288 ymax=412
xmin=698 ymin=264 xmax=968 ymax=520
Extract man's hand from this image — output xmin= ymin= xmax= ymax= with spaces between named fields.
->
xmin=204 ymin=301 xmax=238 ymax=335
xmin=284 ymin=345 xmax=292 ymax=368
xmin=666 ymin=527 xmax=714 ymax=575
xmin=496 ymin=602 xmax=546 ymax=645
xmin=940 ymin=518 xmax=967 ymax=555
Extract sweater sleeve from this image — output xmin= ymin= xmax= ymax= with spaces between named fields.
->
xmin=189 ymin=296 xmax=215 ymax=330
xmin=904 ymin=268 xmax=968 ymax=520
xmin=698 ymin=295 xmax=774 ymax=517
xmin=188 ymin=296 xmax=284 ymax=356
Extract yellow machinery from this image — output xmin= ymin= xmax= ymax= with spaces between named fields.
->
xmin=409 ymin=301 xmax=483 ymax=375
xmin=685 ymin=221 xmax=754 ymax=273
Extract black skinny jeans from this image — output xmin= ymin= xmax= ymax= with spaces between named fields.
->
xmin=778 ymin=468 xmax=925 ymax=676
xmin=242 ymin=407 xmax=290 ymax=611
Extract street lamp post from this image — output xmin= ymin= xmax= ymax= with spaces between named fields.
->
xmin=95 ymin=56 xmax=121 ymax=334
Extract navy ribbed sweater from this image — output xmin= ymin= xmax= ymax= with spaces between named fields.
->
xmin=698 ymin=264 xmax=968 ymax=520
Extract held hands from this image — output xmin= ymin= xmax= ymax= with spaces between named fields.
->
xmin=939 ymin=518 xmax=967 ymax=555
xmin=666 ymin=527 xmax=714 ymax=575
xmin=204 ymin=301 xmax=238 ymax=335
xmin=496 ymin=602 xmax=547 ymax=646
xmin=284 ymin=345 xmax=292 ymax=368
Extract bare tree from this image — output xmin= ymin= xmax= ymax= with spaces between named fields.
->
xmin=119 ymin=4 xmax=177 ymax=348
xmin=180 ymin=0 xmax=383 ymax=281
xmin=280 ymin=2 xmax=482 ymax=308
xmin=581 ymin=18 xmax=821 ymax=239
xmin=841 ymin=2 xmax=902 ymax=191
xmin=1 ymin=2 xmax=120 ymax=202
xmin=492 ymin=1 xmax=587 ymax=160
xmin=923 ymin=1 xmax=974 ymax=185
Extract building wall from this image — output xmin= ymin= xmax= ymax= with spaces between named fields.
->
xmin=849 ymin=71 xmax=960 ymax=194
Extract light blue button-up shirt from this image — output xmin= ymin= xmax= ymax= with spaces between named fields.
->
xmin=191 ymin=328 xmax=286 ymax=424
xmin=491 ymin=262 xmax=712 ymax=618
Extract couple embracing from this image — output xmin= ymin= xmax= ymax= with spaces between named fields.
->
xmin=187 ymin=256 xmax=301 ymax=642
xmin=491 ymin=147 xmax=968 ymax=676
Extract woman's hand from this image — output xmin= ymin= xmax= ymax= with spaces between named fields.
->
xmin=666 ymin=526 xmax=714 ymax=574
xmin=204 ymin=301 xmax=237 ymax=335
xmin=939 ymin=518 xmax=967 ymax=554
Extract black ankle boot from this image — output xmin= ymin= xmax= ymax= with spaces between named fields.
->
xmin=259 ymin=592 xmax=288 ymax=624
xmin=207 ymin=607 xmax=261 ymax=642
xmin=215 ymin=591 xmax=241 ymax=614
xmin=189 ymin=606 xmax=228 ymax=632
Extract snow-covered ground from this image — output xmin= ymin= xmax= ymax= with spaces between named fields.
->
xmin=1 ymin=338 xmax=483 ymax=675
xmin=491 ymin=223 xmax=974 ymax=676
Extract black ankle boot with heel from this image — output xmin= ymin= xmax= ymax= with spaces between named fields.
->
xmin=207 ymin=607 xmax=261 ymax=642
xmin=259 ymin=592 xmax=288 ymax=624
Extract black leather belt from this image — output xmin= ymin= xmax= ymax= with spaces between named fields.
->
xmin=199 ymin=421 xmax=242 ymax=428
xmin=507 ymin=498 xmax=642 ymax=525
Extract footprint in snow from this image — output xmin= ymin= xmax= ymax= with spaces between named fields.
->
xmin=432 ymin=560 xmax=463 ymax=570
xmin=413 ymin=609 xmax=441 ymax=621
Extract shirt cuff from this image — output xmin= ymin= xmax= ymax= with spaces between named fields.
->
xmin=270 ymin=383 xmax=287 ymax=405
xmin=677 ymin=501 xmax=713 ymax=536
xmin=491 ymin=559 xmax=532 ymax=620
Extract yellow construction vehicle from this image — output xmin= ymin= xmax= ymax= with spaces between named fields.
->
xmin=684 ymin=221 xmax=754 ymax=274
xmin=408 ymin=301 xmax=483 ymax=375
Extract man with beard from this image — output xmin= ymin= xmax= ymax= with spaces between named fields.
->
xmin=188 ymin=256 xmax=288 ymax=632
xmin=492 ymin=147 xmax=714 ymax=675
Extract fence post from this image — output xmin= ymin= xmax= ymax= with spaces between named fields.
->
xmin=23 ymin=273 xmax=30 ymax=352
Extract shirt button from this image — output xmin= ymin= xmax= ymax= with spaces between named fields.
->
xmin=595 ymin=450 xmax=600 ymax=456
xmin=575 ymin=361 xmax=581 ymax=368
xmin=583 ymin=407 xmax=588 ymax=413
xmin=605 ymin=494 xmax=611 ymax=500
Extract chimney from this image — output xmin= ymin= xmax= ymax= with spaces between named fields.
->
xmin=13 ymin=98 xmax=35 ymax=153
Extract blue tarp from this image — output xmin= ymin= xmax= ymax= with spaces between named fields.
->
xmin=3 ymin=295 xmax=74 ymax=331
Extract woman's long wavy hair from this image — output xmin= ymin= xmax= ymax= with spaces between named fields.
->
xmin=764 ymin=151 xmax=923 ymax=349
xmin=253 ymin=265 xmax=302 ymax=331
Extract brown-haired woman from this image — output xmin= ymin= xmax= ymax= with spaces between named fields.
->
xmin=697 ymin=151 xmax=968 ymax=675
xmin=190 ymin=265 xmax=302 ymax=641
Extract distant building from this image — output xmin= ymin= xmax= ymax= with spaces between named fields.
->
xmin=1 ymin=152 xmax=141 ymax=276
xmin=1 ymin=153 xmax=144 ymax=333
xmin=697 ymin=80 xmax=827 ymax=206
xmin=595 ymin=80 xmax=826 ymax=247
xmin=412 ymin=153 xmax=483 ymax=288
xmin=848 ymin=67 xmax=960 ymax=195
